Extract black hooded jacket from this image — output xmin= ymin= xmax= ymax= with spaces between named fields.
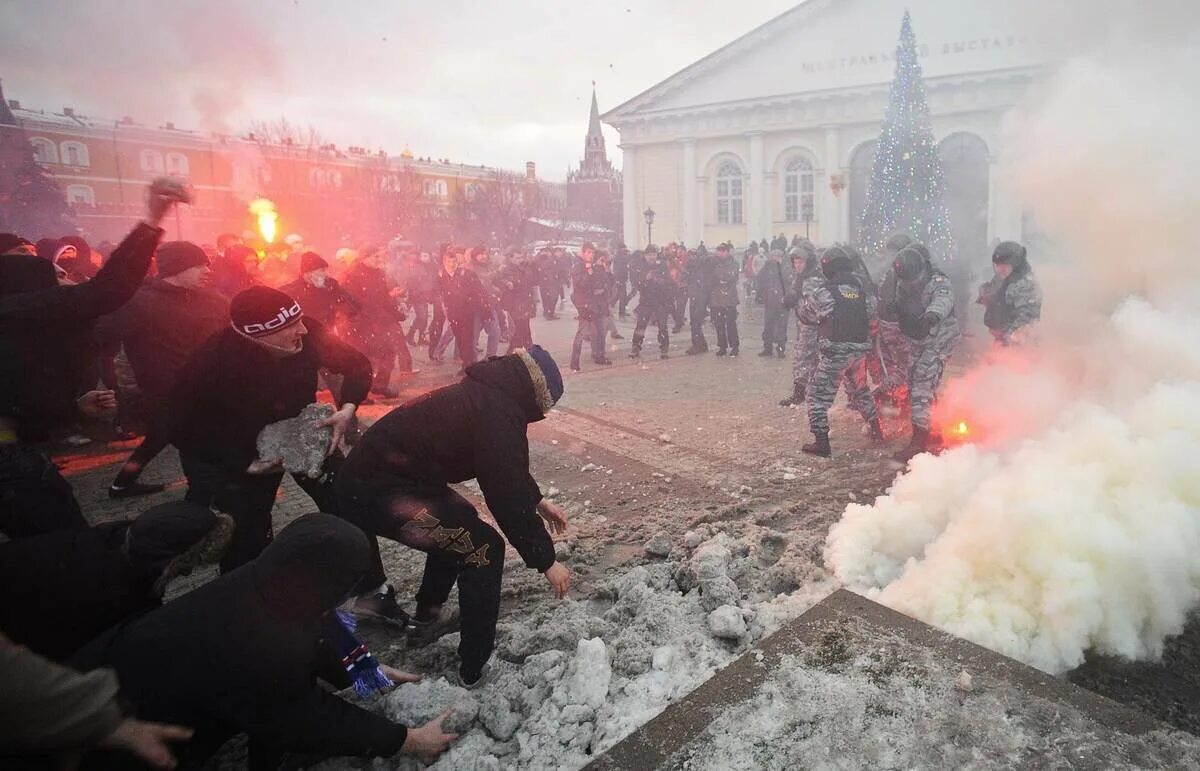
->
xmin=168 ymin=318 xmax=372 ymax=474
xmin=0 ymin=223 xmax=162 ymax=441
xmin=0 ymin=502 xmax=217 ymax=662
xmin=72 ymin=515 xmax=409 ymax=767
xmin=336 ymin=354 xmax=554 ymax=570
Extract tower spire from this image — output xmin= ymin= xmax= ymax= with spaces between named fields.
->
xmin=587 ymin=82 xmax=602 ymax=139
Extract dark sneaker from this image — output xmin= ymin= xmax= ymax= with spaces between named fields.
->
xmin=628 ymin=350 xmax=641 ymax=359
xmin=451 ymin=662 xmax=490 ymax=690
xmin=715 ymin=349 xmax=727 ymax=357
xmin=351 ymin=585 xmax=411 ymax=627
xmin=729 ymin=349 xmax=739 ymax=357
xmin=406 ymin=611 xmax=461 ymax=648
xmin=108 ymin=482 xmax=165 ymax=499
xmin=570 ymin=364 xmax=582 ymax=372
xmin=594 ymin=358 xmax=613 ymax=366
xmin=659 ymin=352 xmax=670 ymax=359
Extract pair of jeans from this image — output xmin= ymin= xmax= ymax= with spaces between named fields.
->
xmin=711 ymin=307 xmax=740 ymax=352
xmin=335 ymin=476 xmax=505 ymax=677
xmin=570 ymin=316 xmax=605 ymax=367
xmin=473 ymin=311 xmax=500 ymax=359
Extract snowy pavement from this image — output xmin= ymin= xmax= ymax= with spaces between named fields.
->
xmin=57 ymin=305 xmax=1200 ymax=768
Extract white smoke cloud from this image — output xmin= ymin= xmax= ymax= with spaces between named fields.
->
xmin=825 ymin=18 xmax=1200 ymax=674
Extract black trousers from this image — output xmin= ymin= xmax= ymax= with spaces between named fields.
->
xmin=181 ymin=453 xmax=341 ymax=573
xmin=711 ymin=307 xmax=740 ymax=352
xmin=335 ymin=476 xmax=505 ymax=676
xmin=448 ymin=314 xmax=476 ymax=366
xmin=506 ymin=315 xmax=533 ymax=353
xmin=0 ymin=444 xmax=87 ymax=539
xmin=762 ymin=305 xmax=789 ymax=348
xmin=539 ymin=286 xmax=558 ymax=317
xmin=113 ymin=393 xmax=170 ymax=485
xmin=688 ymin=297 xmax=709 ymax=349
xmin=428 ymin=300 xmax=447 ymax=358
xmin=632 ymin=309 xmax=669 ymax=353
xmin=616 ymin=279 xmax=630 ymax=316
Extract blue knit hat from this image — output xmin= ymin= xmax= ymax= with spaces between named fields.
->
xmin=527 ymin=344 xmax=563 ymax=406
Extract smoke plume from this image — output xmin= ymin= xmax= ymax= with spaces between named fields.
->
xmin=825 ymin=16 xmax=1200 ymax=673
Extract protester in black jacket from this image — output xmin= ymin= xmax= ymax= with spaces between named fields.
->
xmin=97 ymin=242 xmax=230 ymax=499
xmin=568 ymin=244 xmax=610 ymax=371
xmin=280 ymin=252 xmax=360 ymax=330
xmin=71 ymin=515 xmax=457 ymax=769
xmin=0 ymin=180 xmax=186 ymax=539
xmin=335 ymin=347 xmax=571 ymax=687
xmin=404 ymin=252 xmax=438 ymax=346
xmin=497 ymin=251 xmax=537 ymax=353
xmin=342 ymin=246 xmax=414 ymax=398
xmin=169 ymin=286 xmax=371 ymax=572
xmin=0 ymin=501 xmax=230 ymax=662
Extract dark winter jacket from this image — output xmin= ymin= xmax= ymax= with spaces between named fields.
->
xmin=708 ymin=256 xmax=741 ymax=309
xmin=683 ymin=254 xmax=712 ymax=301
xmin=405 ymin=259 xmax=439 ymax=303
xmin=95 ymin=279 xmax=229 ymax=399
xmin=168 ymin=318 xmax=371 ymax=474
xmin=0 ymin=502 xmax=219 ymax=662
xmin=755 ymin=259 xmax=789 ymax=308
xmin=72 ymin=515 xmax=411 ymax=768
xmin=612 ymin=250 xmax=630 ymax=283
xmin=279 ymin=277 xmax=360 ymax=330
xmin=634 ymin=263 xmax=674 ymax=316
xmin=0 ymin=223 xmax=162 ymax=442
xmin=497 ymin=260 xmax=538 ymax=320
xmin=341 ymin=264 xmax=404 ymax=354
xmin=336 ymin=353 xmax=555 ymax=571
xmin=570 ymin=261 xmax=607 ymax=321
xmin=628 ymin=252 xmax=649 ymax=291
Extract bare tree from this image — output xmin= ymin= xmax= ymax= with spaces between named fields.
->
xmin=454 ymin=170 xmax=544 ymax=246
xmin=246 ymin=117 xmax=327 ymax=149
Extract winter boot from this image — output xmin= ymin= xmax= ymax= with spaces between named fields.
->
xmin=776 ymin=345 xmax=786 ymax=359
xmin=628 ymin=336 xmax=643 ymax=359
xmin=757 ymin=346 xmax=773 ymax=357
xmin=715 ymin=348 xmax=727 ymax=357
xmin=779 ymin=381 xmax=805 ymax=407
xmin=867 ymin=418 xmax=885 ymax=445
xmin=802 ymin=431 xmax=831 ymax=458
xmin=892 ymin=427 xmax=930 ymax=463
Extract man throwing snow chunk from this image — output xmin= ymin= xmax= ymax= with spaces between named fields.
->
xmin=335 ymin=345 xmax=570 ymax=688
xmin=801 ymin=247 xmax=884 ymax=458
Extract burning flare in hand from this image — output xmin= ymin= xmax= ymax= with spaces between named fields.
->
xmin=250 ymin=198 xmax=278 ymax=244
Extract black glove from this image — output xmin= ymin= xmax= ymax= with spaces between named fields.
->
xmin=920 ymin=312 xmax=939 ymax=336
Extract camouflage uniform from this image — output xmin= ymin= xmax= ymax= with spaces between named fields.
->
xmin=793 ymin=275 xmax=824 ymax=389
xmin=803 ymin=274 xmax=879 ymax=434
xmin=978 ymin=271 xmax=1042 ymax=345
xmin=875 ymin=267 xmax=913 ymax=401
xmin=897 ymin=270 xmax=959 ymax=431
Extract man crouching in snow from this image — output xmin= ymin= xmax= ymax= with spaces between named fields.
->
xmin=335 ymin=345 xmax=571 ymax=688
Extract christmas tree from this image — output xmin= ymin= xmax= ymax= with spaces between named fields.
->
xmin=0 ymin=92 xmax=75 ymax=239
xmin=857 ymin=11 xmax=954 ymax=264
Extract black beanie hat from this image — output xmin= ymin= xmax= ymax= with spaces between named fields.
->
xmin=300 ymin=251 xmax=328 ymax=274
xmin=157 ymin=241 xmax=209 ymax=278
xmin=230 ymin=286 xmax=304 ymax=337
xmin=0 ymin=234 xmax=33 ymax=255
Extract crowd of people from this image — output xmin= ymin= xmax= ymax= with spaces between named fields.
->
xmin=0 ymin=176 xmax=1041 ymax=769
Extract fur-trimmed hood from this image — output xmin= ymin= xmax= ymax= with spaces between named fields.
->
xmin=464 ymin=352 xmax=551 ymax=422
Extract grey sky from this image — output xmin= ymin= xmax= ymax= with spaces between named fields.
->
xmin=0 ymin=0 xmax=800 ymax=179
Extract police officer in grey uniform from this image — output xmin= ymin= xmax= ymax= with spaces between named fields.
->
xmin=873 ymin=233 xmax=917 ymax=408
xmin=800 ymin=247 xmax=885 ymax=457
xmin=890 ymin=244 xmax=960 ymax=462
xmin=779 ymin=244 xmax=822 ymax=406
xmin=977 ymin=240 xmax=1041 ymax=346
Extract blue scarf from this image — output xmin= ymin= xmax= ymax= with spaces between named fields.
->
xmin=328 ymin=609 xmax=394 ymax=697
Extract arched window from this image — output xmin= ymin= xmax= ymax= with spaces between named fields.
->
xmin=783 ymin=157 xmax=815 ymax=222
xmin=309 ymin=168 xmax=326 ymax=187
xmin=715 ymin=160 xmax=743 ymax=225
xmin=139 ymin=149 xmax=164 ymax=174
xmin=66 ymin=184 xmax=95 ymax=206
xmin=60 ymin=141 xmax=90 ymax=167
xmin=165 ymin=152 xmax=190 ymax=176
xmin=329 ymin=169 xmax=343 ymax=188
xmin=30 ymin=137 xmax=58 ymax=164
xmin=436 ymin=180 xmax=448 ymax=198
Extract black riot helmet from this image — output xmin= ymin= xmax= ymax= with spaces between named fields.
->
xmin=893 ymin=245 xmax=928 ymax=282
xmin=820 ymin=245 xmax=854 ymax=279
xmin=883 ymin=232 xmax=915 ymax=255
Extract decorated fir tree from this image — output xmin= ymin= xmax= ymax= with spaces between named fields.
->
xmin=857 ymin=11 xmax=954 ymax=263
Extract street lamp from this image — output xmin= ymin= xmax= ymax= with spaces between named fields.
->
xmin=643 ymin=207 xmax=655 ymax=246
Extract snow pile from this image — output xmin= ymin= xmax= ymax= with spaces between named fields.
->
xmin=365 ymin=527 xmax=833 ymax=770
xmin=826 ymin=37 xmax=1200 ymax=673
xmin=669 ymin=646 xmax=1200 ymax=769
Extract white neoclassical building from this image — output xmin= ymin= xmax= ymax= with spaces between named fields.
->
xmin=604 ymin=0 xmax=1067 ymax=262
